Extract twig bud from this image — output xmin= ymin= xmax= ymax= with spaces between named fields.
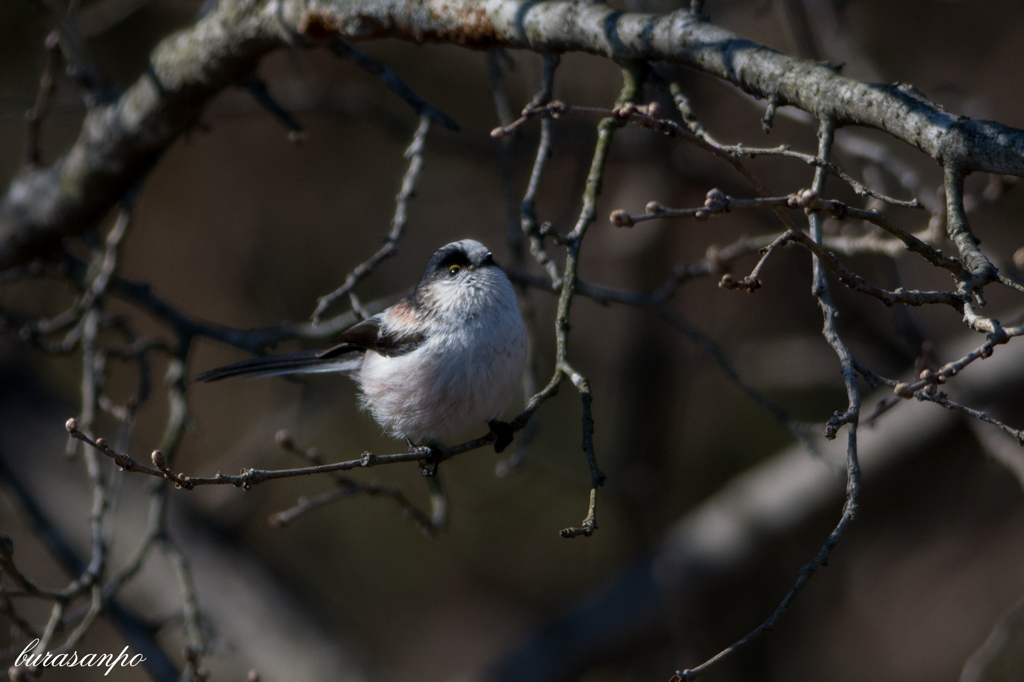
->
xmin=247 ymin=671 xmax=261 ymax=682
xmin=919 ymin=369 xmax=933 ymax=381
xmin=152 ymin=450 xmax=166 ymax=470
xmin=894 ymin=382 xmax=915 ymax=398
xmin=65 ymin=417 xmax=78 ymax=433
xmin=704 ymin=188 xmax=728 ymax=214
xmin=275 ymin=430 xmax=294 ymax=450
xmin=646 ymin=101 xmax=661 ymax=117
xmin=609 ymin=209 xmax=634 ymax=228
xmin=1013 ymin=246 xmax=1024 ymax=272
xmin=613 ymin=102 xmax=636 ymax=119
xmin=792 ymin=188 xmax=820 ymax=210
xmin=645 ymin=201 xmax=664 ymax=215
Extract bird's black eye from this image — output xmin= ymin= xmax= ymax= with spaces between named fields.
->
xmin=448 ymin=264 xmax=461 ymax=277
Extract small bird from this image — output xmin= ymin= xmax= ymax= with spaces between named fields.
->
xmin=197 ymin=240 xmax=528 ymax=453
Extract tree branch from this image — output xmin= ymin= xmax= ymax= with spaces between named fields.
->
xmin=5 ymin=0 xmax=1024 ymax=269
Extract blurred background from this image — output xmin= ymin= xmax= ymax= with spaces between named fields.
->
xmin=3 ymin=0 xmax=1024 ymax=680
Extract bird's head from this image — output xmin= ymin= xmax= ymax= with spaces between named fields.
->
xmin=415 ymin=240 xmax=512 ymax=318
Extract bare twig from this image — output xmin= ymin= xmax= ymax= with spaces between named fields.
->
xmin=497 ymin=97 xmax=919 ymax=210
xmin=551 ymin=69 xmax=641 ymax=538
xmin=163 ymin=539 xmax=206 ymax=658
xmin=675 ymin=118 xmax=863 ymax=682
xmin=945 ymin=167 xmax=996 ymax=284
xmin=853 ymin=358 xmax=1024 ymax=446
xmin=311 ymin=116 xmax=431 ymax=323
xmin=491 ymin=54 xmax=555 ymax=474
xmin=618 ymin=189 xmax=963 ymax=309
xmin=518 ymin=54 xmax=562 ymax=285
xmin=10 ymin=0 xmax=1024 ymax=272
xmin=0 ymin=536 xmax=64 ymax=600
xmin=244 ymin=75 xmax=306 ymax=142
xmin=23 ymin=32 xmax=62 ymax=168
xmin=67 ymin=416 xmax=496 ymax=490
xmin=270 ymin=432 xmax=441 ymax=533
xmin=330 ymin=40 xmax=458 ymax=132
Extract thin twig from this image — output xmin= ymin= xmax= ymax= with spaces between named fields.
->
xmin=330 ymin=40 xmax=458 ymax=131
xmin=66 ymin=417 xmax=498 ymax=490
xmin=676 ymin=118 xmax=863 ymax=682
xmin=23 ymin=32 xmax=62 ymax=168
xmin=269 ymin=432 xmax=441 ymax=533
xmin=311 ymin=116 xmax=431 ymax=323
xmin=616 ymin=188 xmax=964 ymax=308
xmin=244 ymin=75 xmax=306 ymax=142
xmin=518 ymin=54 xmax=562 ymax=285
xmin=496 ymin=97 xmax=919 ymax=210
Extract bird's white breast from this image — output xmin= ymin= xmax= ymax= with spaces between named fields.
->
xmin=356 ymin=272 xmax=527 ymax=444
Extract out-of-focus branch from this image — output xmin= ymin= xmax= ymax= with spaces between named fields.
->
xmin=269 ymin=431 xmax=443 ymax=533
xmin=23 ymin=33 xmax=62 ymax=168
xmin=330 ymin=40 xmax=458 ymax=131
xmin=489 ymin=50 xmax=544 ymax=476
xmin=0 ymin=391 xmax=369 ymax=682
xmin=0 ymin=448 xmax=181 ymax=682
xmin=960 ymin=595 xmax=1024 ymax=682
xmin=77 ymin=0 xmax=157 ymax=37
xmin=480 ymin=317 xmax=1024 ymax=682
xmin=52 ymin=251 xmax=387 ymax=355
xmin=674 ymin=118 xmax=863 ymax=682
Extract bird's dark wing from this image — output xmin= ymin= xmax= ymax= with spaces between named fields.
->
xmin=316 ymin=313 xmax=425 ymax=359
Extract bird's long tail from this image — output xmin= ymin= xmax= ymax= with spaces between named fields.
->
xmin=195 ymin=350 xmax=362 ymax=383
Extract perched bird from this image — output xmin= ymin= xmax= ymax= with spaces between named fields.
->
xmin=197 ymin=240 xmax=528 ymax=452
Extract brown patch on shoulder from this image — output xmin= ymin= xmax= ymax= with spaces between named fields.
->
xmin=385 ymin=298 xmax=424 ymax=330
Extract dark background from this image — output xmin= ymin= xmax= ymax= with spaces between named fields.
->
xmin=3 ymin=1 xmax=1024 ymax=680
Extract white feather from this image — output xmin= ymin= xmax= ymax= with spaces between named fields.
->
xmin=356 ymin=242 xmax=527 ymax=444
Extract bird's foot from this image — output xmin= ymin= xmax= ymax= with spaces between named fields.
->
xmin=407 ymin=439 xmax=442 ymax=477
xmin=488 ymin=420 xmax=514 ymax=454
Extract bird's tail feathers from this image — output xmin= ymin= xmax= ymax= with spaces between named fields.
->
xmin=195 ymin=350 xmax=362 ymax=383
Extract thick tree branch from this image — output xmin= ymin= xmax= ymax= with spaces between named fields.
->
xmin=4 ymin=0 xmax=1024 ymax=270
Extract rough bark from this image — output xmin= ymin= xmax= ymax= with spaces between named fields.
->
xmin=3 ymin=0 xmax=1023 ymax=269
